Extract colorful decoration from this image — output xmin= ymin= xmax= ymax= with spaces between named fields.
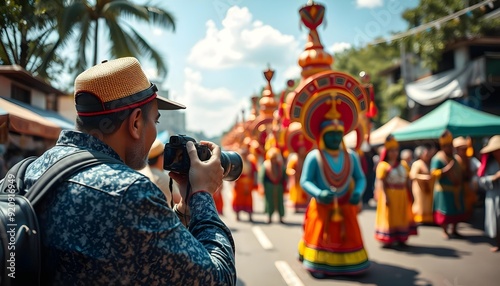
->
xmin=298 ymin=1 xmax=333 ymax=79
xmin=289 ymin=71 xmax=369 ymax=142
xmin=285 ymin=122 xmax=315 ymax=154
xmin=245 ymin=65 xmax=286 ymax=161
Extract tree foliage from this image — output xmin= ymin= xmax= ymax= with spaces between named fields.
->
xmin=333 ymin=0 xmax=500 ymax=125
xmin=0 ymin=0 xmax=176 ymax=91
xmin=333 ymin=42 xmax=405 ymax=126
xmin=58 ymin=0 xmax=176 ymax=77
xmin=402 ymin=0 xmax=500 ymax=70
xmin=0 ymin=0 xmax=67 ymax=81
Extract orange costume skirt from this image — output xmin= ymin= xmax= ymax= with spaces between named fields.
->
xmin=298 ymin=198 xmax=369 ymax=275
xmin=232 ymin=176 xmax=255 ymax=213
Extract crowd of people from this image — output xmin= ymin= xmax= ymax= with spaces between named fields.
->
xmin=228 ymin=130 xmax=500 ymax=248
xmin=224 ymin=128 xmax=500 ymax=278
xmin=405 ymin=131 xmax=500 ymax=252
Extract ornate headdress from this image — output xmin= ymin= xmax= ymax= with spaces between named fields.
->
xmin=286 ymin=122 xmax=315 ymax=154
xmin=288 ymin=71 xmax=368 ymax=142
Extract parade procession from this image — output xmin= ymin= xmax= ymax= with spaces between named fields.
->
xmin=1 ymin=0 xmax=500 ymax=285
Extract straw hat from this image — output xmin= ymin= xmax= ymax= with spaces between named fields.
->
xmin=74 ymin=57 xmax=185 ymax=116
xmin=148 ymin=138 xmax=164 ymax=159
xmin=480 ymin=135 xmax=500 ymax=154
xmin=452 ymin=136 xmax=467 ymax=148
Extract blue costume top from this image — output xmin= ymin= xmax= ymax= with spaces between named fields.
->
xmin=24 ymin=130 xmax=236 ymax=285
xmin=300 ymin=149 xmax=366 ymax=200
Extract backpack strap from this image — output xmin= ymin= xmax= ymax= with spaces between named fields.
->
xmin=25 ymin=150 xmax=123 ymax=207
xmin=0 ymin=156 xmax=37 ymax=196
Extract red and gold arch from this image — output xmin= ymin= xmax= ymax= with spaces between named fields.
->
xmin=289 ymin=71 xmax=369 ymax=143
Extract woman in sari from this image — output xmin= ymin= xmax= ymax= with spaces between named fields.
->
xmin=374 ymin=135 xmax=417 ymax=247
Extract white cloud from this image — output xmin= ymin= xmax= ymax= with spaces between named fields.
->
xmin=328 ymin=42 xmax=352 ymax=54
xmin=180 ymin=6 xmax=306 ymax=136
xmin=356 ymin=0 xmax=383 ymax=8
xmin=187 ymin=6 xmax=300 ymax=70
xmin=181 ymin=67 xmax=244 ymax=137
xmin=144 ymin=68 xmax=158 ymax=80
xmin=153 ymin=28 xmax=162 ymax=36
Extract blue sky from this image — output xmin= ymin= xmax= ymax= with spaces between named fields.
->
xmin=119 ymin=0 xmax=419 ymax=137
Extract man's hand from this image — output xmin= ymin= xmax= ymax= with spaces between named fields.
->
xmin=187 ymin=141 xmax=224 ymax=197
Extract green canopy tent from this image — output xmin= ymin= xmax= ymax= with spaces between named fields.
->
xmin=393 ymin=100 xmax=500 ymax=141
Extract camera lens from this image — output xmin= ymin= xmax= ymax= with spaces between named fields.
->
xmin=220 ymin=151 xmax=243 ymax=181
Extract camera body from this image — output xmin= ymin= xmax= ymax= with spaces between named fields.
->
xmin=163 ymin=135 xmax=210 ymax=174
xmin=163 ymin=134 xmax=243 ymax=181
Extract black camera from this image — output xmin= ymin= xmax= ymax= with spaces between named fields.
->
xmin=163 ymin=134 xmax=243 ymax=181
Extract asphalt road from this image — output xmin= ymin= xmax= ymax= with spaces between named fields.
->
xmin=219 ymin=182 xmax=500 ymax=286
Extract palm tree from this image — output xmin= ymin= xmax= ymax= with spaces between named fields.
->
xmin=58 ymin=0 xmax=175 ymax=77
xmin=0 ymin=0 xmax=64 ymax=79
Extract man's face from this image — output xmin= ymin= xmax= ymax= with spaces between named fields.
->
xmin=144 ymin=101 xmax=160 ymax=160
xmin=323 ymin=130 xmax=343 ymax=151
xmin=128 ymin=101 xmax=160 ymax=170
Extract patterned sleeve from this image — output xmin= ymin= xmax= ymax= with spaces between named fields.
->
xmin=115 ymin=178 xmax=236 ymax=285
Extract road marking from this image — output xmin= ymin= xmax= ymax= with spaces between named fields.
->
xmin=275 ymin=261 xmax=305 ymax=286
xmin=251 ymin=226 xmax=274 ymax=250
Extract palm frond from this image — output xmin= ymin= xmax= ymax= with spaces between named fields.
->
xmin=106 ymin=17 xmax=137 ymax=58
xmin=128 ymin=28 xmax=168 ymax=77
xmin=104 ymin=1 xmax=150 ymax=21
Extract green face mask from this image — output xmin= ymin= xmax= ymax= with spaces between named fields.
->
xmin=323 ymin=130 xmax=343 ymax=150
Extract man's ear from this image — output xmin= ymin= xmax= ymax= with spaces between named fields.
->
xmin=127 ymin=108 xmax=143 ymax=140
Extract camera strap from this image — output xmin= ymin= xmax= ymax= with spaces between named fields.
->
xmin=168 ymin=177 xmax=174 ymax=208
xmin=167 ymin=177 xmax=192 ymax=206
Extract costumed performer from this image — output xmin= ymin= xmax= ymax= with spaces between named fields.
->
xmin=232 ymin=144 xmax=258 ymax=222
xmin=298 ymin=98 xmax=369 ymax=277
xmin=431 ymin=130 xmax=465 ymax=239
xmin=258 ymin=147 xmax=287 ymax=224
xmin=286 ymin=127 xmax=313 ymax=213
xmin=453 ymin=136 xmax=480 ymax=220
xmin=374 ymin=135 xmax=417 ymax=247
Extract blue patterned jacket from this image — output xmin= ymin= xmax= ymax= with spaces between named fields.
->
xmin=24 ymin=130 xmax=236 ymax=285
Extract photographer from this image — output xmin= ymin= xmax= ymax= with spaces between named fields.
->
xmin=23 ymin=57 xmax=236 ymax=285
